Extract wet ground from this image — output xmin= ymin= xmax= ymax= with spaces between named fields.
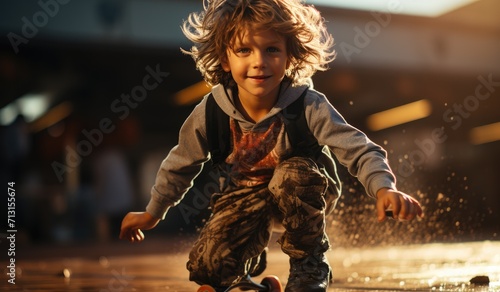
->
xmin=1 ymin=237 xmax=499 ymax=291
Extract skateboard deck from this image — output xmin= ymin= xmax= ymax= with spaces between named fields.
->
xmin=197 ymin=275 xmax=282 ymax=292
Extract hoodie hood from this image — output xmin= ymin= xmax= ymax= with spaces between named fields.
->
xmin=210 ymin=80 xmax=310 ymax=125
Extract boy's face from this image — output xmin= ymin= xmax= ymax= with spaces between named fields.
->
xmin=222 ymin=27 xmax=289 ymax=103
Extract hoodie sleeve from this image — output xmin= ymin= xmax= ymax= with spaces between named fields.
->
xmin=146 ymin=97 xmax=211 ymax=219
xmin=304 ymin=90 xmax=396 ymax=198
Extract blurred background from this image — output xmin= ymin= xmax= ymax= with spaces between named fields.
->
xmin=0 ymin=0 xmax=499 ymax=248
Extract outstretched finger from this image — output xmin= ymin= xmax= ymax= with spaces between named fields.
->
xmin=376 ymin=197 xmax=389 ymax=222
xmin=390 ymin=196 xmax=402 ymax=219
xmin=134 ymin=229 xmax=145 ymax=242
xmin=400 ymin=201 xmax=416 ymax=221
xmin=119 ymin=228 xmax=129 ymax=241
xmin=413 ymin=199 xmax=424 ymax=218
xmin=402 ymin=198 xmax=423 ymax=221
xmin=398 ymin=195 xmax=419 ymax=221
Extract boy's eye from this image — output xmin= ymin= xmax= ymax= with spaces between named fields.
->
xmin=236 ymin=48 xmax=251 ymax=54
xmin=267 ymin=47 xmax=280 ymax=53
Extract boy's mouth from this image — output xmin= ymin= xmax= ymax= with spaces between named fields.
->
xmin=247 ymin=75 xmax=271 ymax=80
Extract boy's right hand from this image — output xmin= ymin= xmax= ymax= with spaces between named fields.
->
xmin=119 ymin=212 xmax=160 ymax=242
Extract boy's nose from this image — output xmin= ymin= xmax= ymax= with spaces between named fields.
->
xmin=252 ymin=51 xmax=266 ymax=68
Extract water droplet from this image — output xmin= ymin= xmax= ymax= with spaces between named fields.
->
xmin=99 ymin=256 xmax=109 ymax=268
xmin=342 ymin=258 xmax=352 ymax=268
xmin=351 ymin=253 xmax=361 ymax=264
xmin=62 ymin=268 xmax=71 ymax=278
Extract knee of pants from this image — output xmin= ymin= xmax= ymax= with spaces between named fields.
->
xmin=187 ymin=250 xmax=223 ymax=285
xmin=187 ymin=250 xmax=239 ymax=287
xmin=270 ymin=157 xmax=327 ymax=190
xmin=269 ymin=157 xmax=328 ymax=208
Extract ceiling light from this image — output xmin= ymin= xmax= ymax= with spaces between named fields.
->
xmin=0 ymin=93 xmax=52 ymax=126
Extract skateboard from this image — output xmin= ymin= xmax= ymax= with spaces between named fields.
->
xmin=197 ymin=274 xmax=283 ymax=292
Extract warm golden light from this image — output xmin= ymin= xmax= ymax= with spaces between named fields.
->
xmin=172 ymin=81 xmax=211 ymax=106
xmin=308 ymin=0 xmax=479 ymax=17
xmin=367 ymin=99 xmax=432 ymax=131
xmin=469 ymin=122 xmax=500 ymax=145
xmin=28 ymin=101 xmax=73 ymax=133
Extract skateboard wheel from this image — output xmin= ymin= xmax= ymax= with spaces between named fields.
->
xmin=197 ymin=284 xmax=216 ymax=292
xmin=261 ymin=276 xmax=283 ymax=292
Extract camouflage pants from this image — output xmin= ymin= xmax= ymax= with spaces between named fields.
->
xmin=187 ymin=157 xmax=331 ymax=287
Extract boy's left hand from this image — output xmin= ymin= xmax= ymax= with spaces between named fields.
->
xmin=376 ymin=188 xmax=423 ymax=222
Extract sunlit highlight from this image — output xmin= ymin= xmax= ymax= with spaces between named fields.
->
xmin=367 ymin=99 xmax=432 ymax=131
xmin=307 ymin=0 xmax=479 ymax=17
xmin=172 ymin=81 xmax=211 ymax=106
xmin=469 ymin=122 xmax=500 ymax=145
xmin=29 ymin=101 xmax=73 ymax=133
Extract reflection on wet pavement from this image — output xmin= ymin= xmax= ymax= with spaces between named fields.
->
xmin=1 ymin=239 xmax=498 ymax=291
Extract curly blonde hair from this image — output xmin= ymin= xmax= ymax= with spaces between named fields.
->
xmin=181 ymin=0 xmax=335 ymax=87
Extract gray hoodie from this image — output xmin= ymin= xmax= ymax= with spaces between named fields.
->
xmin=146 ymin=82 xmax=396 ymax=220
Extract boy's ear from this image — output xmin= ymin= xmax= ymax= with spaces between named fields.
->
xmin=221 ymin=54 xmax=231 ymax=72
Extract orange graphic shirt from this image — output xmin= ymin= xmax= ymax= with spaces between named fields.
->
xmin=225 ymin=117 xmax=283 ymax=187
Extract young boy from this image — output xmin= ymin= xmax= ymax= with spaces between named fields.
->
xmin=120 ymin=0 xmax=423 ymax=291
